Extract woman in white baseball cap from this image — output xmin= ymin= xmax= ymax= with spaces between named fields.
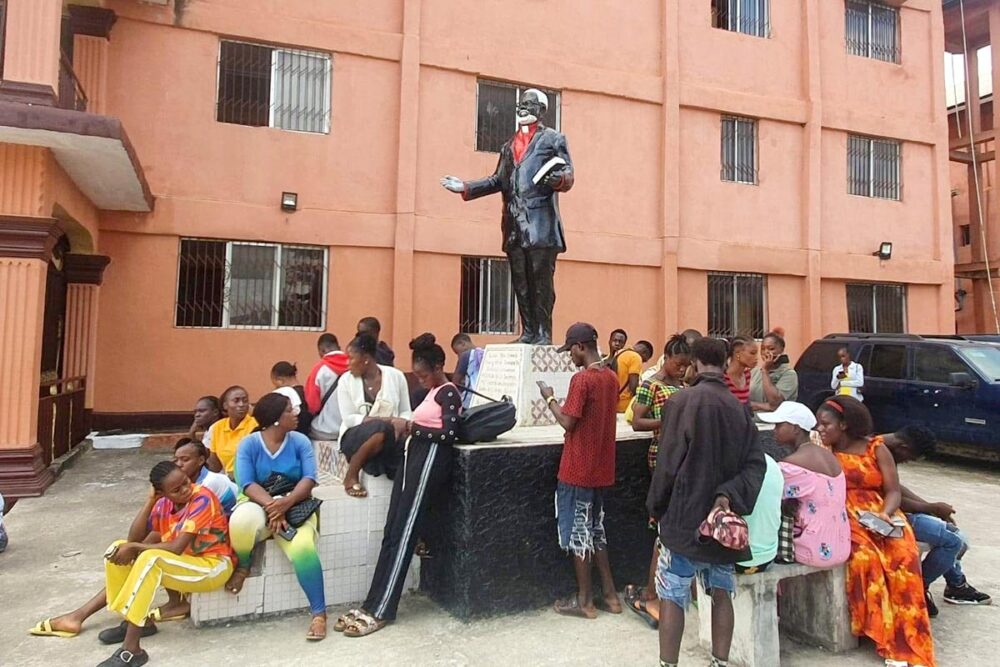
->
xmin=758 ymin=402 xmax=850 ymax=568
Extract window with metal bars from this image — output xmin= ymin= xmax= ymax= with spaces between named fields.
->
xmin=721 ymin=115 xmax=758 ymax=184
xmin=845 ymin=1 xmax=899 ymax=64
xmin=460 ymin=257 xmax=517 ymax=335
xmin=476 ymin=80 xmax=560 ymax=153
xmin=216 ymin=40 xmax=331 ymax=134
xmin=711 ymin=0 xmax=771 ymax=38
xmin=846 ymin=283 xmax=906 ymax=333
xmin=175 ymin=239 xmax=327 ymax=329
xmin=847 ymin=134 xmax=901 ymax=200
xmin=708 ymin=272 xmax=767 ymax=338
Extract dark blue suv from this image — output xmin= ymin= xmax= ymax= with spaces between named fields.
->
xmin=796 ymin=334 xmax=1000 ymax=458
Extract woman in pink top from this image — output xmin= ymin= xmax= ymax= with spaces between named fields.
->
xmin=758 ymin=401 xmax=850 ymax=568
xmin=336 ymin=333 xmax=462 ymax=638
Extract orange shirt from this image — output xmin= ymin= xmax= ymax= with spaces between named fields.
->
xmin=150 ymin=485 xmax=233 ymax=560
xmin=613 ymin=349 xmax=644 ymax=412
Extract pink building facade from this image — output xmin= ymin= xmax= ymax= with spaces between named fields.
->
xmin=0 ymin=0 xmax=954 ymax=496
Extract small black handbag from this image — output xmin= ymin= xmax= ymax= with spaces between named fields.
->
xmin=260 ymin=473 xmax=323 ymax=528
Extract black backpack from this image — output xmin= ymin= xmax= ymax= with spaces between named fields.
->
xmin=456 ymin=387 xmax=517 ymax=444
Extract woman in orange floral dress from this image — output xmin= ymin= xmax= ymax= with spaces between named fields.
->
xmin=816 ymin=395 xmax=935 ymax=667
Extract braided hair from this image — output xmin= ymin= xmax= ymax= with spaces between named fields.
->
xmin=149 ymin=460 xmax=181 ymax=491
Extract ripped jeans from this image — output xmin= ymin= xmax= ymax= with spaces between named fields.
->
xmin=555 ymin=482 xmax=608 ymax=559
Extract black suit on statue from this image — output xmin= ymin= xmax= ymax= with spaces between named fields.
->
xmin=462 ymin=125 xmax=574 ymax=343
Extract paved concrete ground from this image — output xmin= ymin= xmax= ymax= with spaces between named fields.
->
xmin=1 ymin=448 xmax=997 ymax=666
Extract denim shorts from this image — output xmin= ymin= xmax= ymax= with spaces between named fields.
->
xmin=655 ymin=545 xmax=735 ymax=611
xmin=555 ymin=482 xmax=608 ymax=559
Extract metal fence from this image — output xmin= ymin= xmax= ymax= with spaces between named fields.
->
xmin=848 ymin=134 xmax=901 ymax=200
xmin=845 ymin=0 xmax=899 ymax=64
xmin=58 ymin=52 xmax=88 ymax=112
xmin=847 ymin=282 xmax=906 ymax=333
xmin=721 ymin=115 xmax=757 ymax=184
xmin=37 ymin=376 xmax=87 ymax=465
xmin=476 ymin=80 xmax=560 ymax=153
xmin=708 ymin=272 xmax=767 ymax=339
xmin=460 ymin=256 xmax=517 ymax=335
xmin=175 ymin=239 xmax=327 ymax=330
xmin=217 ymin=40 xmax=331 ymax=133
xmin=714 ymin=0 xmax=771 ymax=38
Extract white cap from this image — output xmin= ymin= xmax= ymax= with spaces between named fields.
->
xmin=271 ymin=386 xmax=302 ymax=409
xmin=757 ymin=401 xmax=816 ymax=431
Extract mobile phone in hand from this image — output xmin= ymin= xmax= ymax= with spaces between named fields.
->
xmin=858 ymin=511 xmax=901 ymax=537
xmin=277 ymin=525 xmax=298 ymax=541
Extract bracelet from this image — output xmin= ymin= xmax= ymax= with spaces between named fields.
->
xmin=547 ymin=396 xmax=558 ymax=407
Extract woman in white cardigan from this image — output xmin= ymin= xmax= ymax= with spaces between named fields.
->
xmin=337 ymin=333 xmax=413 ymax=497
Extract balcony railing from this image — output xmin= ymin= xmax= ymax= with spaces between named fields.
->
xmin=58 ymin=51 xmax=88 ymax=112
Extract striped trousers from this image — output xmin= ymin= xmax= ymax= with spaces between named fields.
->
xmin=104 ymin=540 xmax=233 ymax=626
xmin=363 ymin=439 xmax=452 ymax=621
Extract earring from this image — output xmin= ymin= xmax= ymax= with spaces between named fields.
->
xmin=273 ymin=421 xmax=280 ymax=427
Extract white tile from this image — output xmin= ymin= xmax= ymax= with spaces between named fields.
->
xmin=262 ymin=572 xmax=310 ymax=614
xmin=367 ymin=494 xmax=392 ymax=532
xmin=318 ymin=532 xmax=366 ymax=569
xmin=366 ymin=530 xmax=384 ymax=565
xmin=190 ymin=575 xmax=264 ymax=626
xmin=317 ymin=494 xmax=369 ymax=536
xmin=325 ymin=565 xmax=368 ymax=606
xmin=366 ymin=473 xmax=395 ymax=498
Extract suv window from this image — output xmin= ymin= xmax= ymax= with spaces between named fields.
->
xmin=868 ymin=344 xmax=907 ymax=379
xmin=797 ymin=342 xmax=843 ymax=373
xmin=914 ymin=346 xmax=969 ymax=384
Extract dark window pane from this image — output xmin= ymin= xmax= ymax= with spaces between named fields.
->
xmin=874 ymin=283 xmax=906 ymax=333
xmin=797 ymin=342 xmax=844 ymax=374
xmin=847 ymin=283 xmax=874 ymax=333
xmin=175 ymin=240 xmax=226 ymax=327
xmin=217 ymin=41 xmax=272 ymax=127
xmin=868 ymin=344 xmax=907 ymax=379
xmin=708 ymin=272 xmax=766 ymax=338
xmin=460 ymin=256 xmax=516 ymax=334
xmin=228 ymin=244 xmax=275 ymax=327
xmin=476 ymin=80 xmax=559 ymax=153
xmin=278 ymin=247 xmax=325 ymax=327
xmin=913 ymin=346 xmax=969 ymax=384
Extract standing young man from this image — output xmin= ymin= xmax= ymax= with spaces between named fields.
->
xmin=306 ymin=333 xmax=349 ymax=441
xmin=648 ymin=337 xmax=766 ymax=667
xmin=357 ymin=316 xmax=396 ymax=367
xmin=538 ymin=322 xmax=622 ymax=619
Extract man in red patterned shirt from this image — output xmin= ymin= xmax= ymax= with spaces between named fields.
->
xmin=538 ymin=322 xmax=621 ymax=619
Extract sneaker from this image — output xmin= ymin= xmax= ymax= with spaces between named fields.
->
xmin=943 ymin=582 xmax=993 ymax=606
xmin=924 ymin=589 xmax=939 ymax=618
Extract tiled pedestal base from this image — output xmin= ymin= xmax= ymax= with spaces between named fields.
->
xmin=191 ymin=442 xmax=417 ymax=625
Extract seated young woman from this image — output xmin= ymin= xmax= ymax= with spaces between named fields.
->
xmin=757 ymin=401 xmax=849 ymax=568
xmin=225 ymin=393 xmax=327 ymax=641
xmin=187 ymin=395 xmax=221 ymax=445
xmin=337 ymin=332 xmax=413 ymax=498
xmin=29 ymin=444 xmax=238 ymax=640
xmin=205 ymin=385 xmax=258 ymax=477
xmin=270 ymin=361 xmax=313 ymax=435
xmin=32 ymin=462 xmax=234 ymax=666
xmin=336 ymin=333 xmax=461 ymax=638
xmin=817 ymin=396 xmax=936 ymax=667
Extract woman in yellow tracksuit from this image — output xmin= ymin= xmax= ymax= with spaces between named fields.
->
xmin=97 ymin=461 xmax=234 ymax=667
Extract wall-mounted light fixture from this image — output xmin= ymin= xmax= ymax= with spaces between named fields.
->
xmin=281 ymin=192 xmax=298 ymax=212
xmin=873 ymin=241 xmax=892 ymax=261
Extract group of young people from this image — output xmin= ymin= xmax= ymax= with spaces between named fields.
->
xmin=29 ymin=318 xmax=468 ymax=667
xmin=549 ymin=323 xmax=988 ymax=667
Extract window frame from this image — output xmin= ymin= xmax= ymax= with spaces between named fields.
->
xmin=474 ymin=79 xmax=561 ymax=154
xmin=174 ymin=238 xmax=328 ymax=331
xmin=713 ymin=0 xmax=771 ymax=38
xmin=460 ymin=256 xmax=518 ymax=335
xmin=847 ymin=133 xmax=902 ymax=200
xmin=845 ymin=0 xmax=900 ymax=64
xmin=707 ymin=271 xmax=768 ymax=339
xmin=912 ymin=344 xmax=971 ymax=385
xmin=721 ymin=115 xmax=759 ymax=185
xmin=846 ymin=282 xmax=907 ymax=334
xmin=216 ymin=39 xmax=332 ymax=134
xmin=867 ymin=343 xmax=909 ymax=380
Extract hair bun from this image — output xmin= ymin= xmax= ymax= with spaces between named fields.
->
xmin=770 ymin=326 xmax=786 ymax=338
xmin=409 ymin=332 xmax=437 ymax=351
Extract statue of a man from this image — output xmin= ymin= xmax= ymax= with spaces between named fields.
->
xmin=441 ymin=89 xmax=574 ymax=345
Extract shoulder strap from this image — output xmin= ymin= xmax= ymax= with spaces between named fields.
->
xmin=456 ymin=384 xmax=505 ymax=404
xmin=318 ymin=371 xmax=344 ymax=413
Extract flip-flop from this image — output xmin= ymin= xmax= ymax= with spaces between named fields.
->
xmin=147 ymin=607 xmax=189 ymax=623
xmin=28 ymin=618 xmax=78 ymax=638
xmin=306 ymin=615 xmax=327 ymax=641
xmin=334 ymin=609 xmax=361 ymax=632
xmin=345 ymin=483 xmax=368 ymax=498
xmin=553 ymin=597 xmax=597 ymax=619
xmin=623 ymin=587 xmax=659 ymax=629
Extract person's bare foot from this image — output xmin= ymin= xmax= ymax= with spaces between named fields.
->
xmin=47 ymin=614 xmax=83 ymax=635
xmin=598 ymin=592 xmax=623 ymax=614
xmin=225 ymin=568 xmax=249 ymax=595
xmin=344 ymin=479 xmax=368 ymax=498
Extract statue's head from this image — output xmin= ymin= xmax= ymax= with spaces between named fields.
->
xmin=516 ymin=89 xmax=548 ymax=126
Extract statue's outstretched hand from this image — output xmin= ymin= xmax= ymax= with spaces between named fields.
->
xmin=441 ymin=175 xmax=465 ymax=193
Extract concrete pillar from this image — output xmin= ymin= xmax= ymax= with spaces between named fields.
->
xmin=0 ymin=0 xmax=63 ymax=105
xmin=803 ymin=0 xmax=825 ymax=341
xmin=63 ymin=254 xmax=111 ymax=409
xmin=660 ymin=1 xmax=681 ymax=338
xmin=0 ymin=218 xmax=64 ymax=498
xmin=71 ymin=36 xmax=108 ymax=115
xmin=0 ymin=144 xmax=48 ymax=216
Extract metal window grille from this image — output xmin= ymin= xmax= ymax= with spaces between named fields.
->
xmin=475 ymin=80 xmax=560 ymax=153
xmin=713 ymin=0 xmax=771 ymax=38
xmin=846 ymin=283 xmax=906 ymax=333
xmin=217 ymin=40 xmax=331 ymax=134
xmin=175 ymin=239 xmax=327 ymax=330
xmin=707 ymin=272 xmax=767 ymax=338
xmin=845 ymin=1 xmax=899 ymax=64
xmin=721 ymin=115 xmax=758 ymax=184
xmin=460 ymin=256 xmax=517 ymax=335
xmin=847 ymin=134 xmax=900 ymax=200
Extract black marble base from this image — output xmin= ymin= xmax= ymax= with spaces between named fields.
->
xmin=421 ymin=436 xmax=655 ymax=620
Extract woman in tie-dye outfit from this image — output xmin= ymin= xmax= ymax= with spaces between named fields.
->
xmin=226 ymin=393 xmax=326 ymax=640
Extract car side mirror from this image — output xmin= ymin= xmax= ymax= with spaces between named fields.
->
xmin=949 ymin=372 xmax=976 ymax=389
